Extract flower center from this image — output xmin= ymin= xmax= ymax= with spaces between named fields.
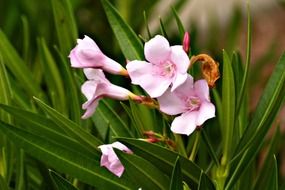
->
xmin=186 ymin=96 xmax=201 ymax=111
xmin=160 ymin=60 xmax=176 ymax=77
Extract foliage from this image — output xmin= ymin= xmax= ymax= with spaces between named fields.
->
xmin=0 ymin=0 xmax=284 ymax=189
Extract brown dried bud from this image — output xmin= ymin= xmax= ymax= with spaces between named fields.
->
xmin=190 ymin=54 xmax=220 ymax=88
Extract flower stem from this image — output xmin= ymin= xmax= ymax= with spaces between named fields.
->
xmin=189 ymin=130 xmax=201 ymax=161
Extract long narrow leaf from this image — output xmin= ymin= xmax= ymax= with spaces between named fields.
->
xmin=51 ymin=0 xmax=77 ymax=55
xmin=101 ymin=0 xmax=144 ymax=60
xmin=0 ymin=30 xmax=42 ymax=97
xmin=117 ymin=150 xmax=170 ymax=190
xmin=49 ymin=170 xmax=79 ymax=190
xmin=38 ymin=38 xmax=66 ymax=114
xmin=117 ymin=137 xmax=204 ymax=189
xmin=0 ymin=121 xmax=135 ymax=190
xmin=226 ymin=53 xmax=285 ymax=189
xmin=169 ymin=157 xmax=183 ymax=190
xmin=34 ymin=97 xmax=102 ymax=150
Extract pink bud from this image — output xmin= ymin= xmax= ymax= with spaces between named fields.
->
xmin=183 ymin=32 xmax=190 ymax=53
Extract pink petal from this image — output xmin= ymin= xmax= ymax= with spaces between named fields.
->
xmin=112 ymin=142 xmax=132 ymax=153
xmin=101 ymin=57 xmax=126 ymax=75
xmin=102 ymin=85 xmax=131 ymax=100
xmin=170 ymin=45 xmax=189 ymax=73
xmin=196 ymin=102 xmax=215 ymax=126
xmin=83 ymin=68 xmax=107 ymax=82
xmin=144 ymin=35 xmax=171 ymax=64
xmin=127 ymin=60 xmax=171 ymax=97
xmin=108 ymin=159 xmax=124 ymax=177
xmin=81 ymin=80 xmax=97 ymax=100
xmin=194 ymin=80 xmax=210 ymax=101
xmin=126 ymin=60 xmax=153 ymax=84
xmin=81 ymin=99 xmax=99 ymax=119
xmin=171 ymin=111 xmax=198 ymax=136
xmin=172 ymin=75 xmax=194 ymax=96
xmin=80 ymin=35 xmax=101 ymax=50
xmin=171 ymin=73 xmax=188 ymax=91
xmin=157 ymin=89 xmax=185 ymax=115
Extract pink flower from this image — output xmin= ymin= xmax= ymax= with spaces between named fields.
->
xmin=126 ymin=35 xmax=189 ymax=98
xmin=157 ymin=76 xmax=215 ymax=135
xmin=69 ymin=35 xmax=128 ymax=76
xmin=98 ymin=142 xmax=132 ymax=177
xmin=81 ymin=68 xmax=141 ymax=119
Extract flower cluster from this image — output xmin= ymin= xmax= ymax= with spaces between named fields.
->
xmin=69 ymin=34 xmax=216 ymax=177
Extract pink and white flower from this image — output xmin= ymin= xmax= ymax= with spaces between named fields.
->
xmin=157 ymin=76 xmax=215 ymax=135
xmin=69 ymin=35 xmax=128 ymax=76
xmin=81 ymin=68 xmax=141 ymax=119
xmin=126 ymin=35 xmax=190 ymax=98
xmin=98 ymin=142 xmax=132 ymax=177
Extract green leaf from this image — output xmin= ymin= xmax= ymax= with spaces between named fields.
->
xmin=38 ymin=38 xmax=66 ymax=114
xmin=51 ymin=0 xmax=78 ymax=56
xmin=253 ymin=126 xmax=281 ymax=190
xmin=0 ymin=175 xmax=9 ymax=190
xmin=116 ymin=150 xmax=170 ymax=190
xmin=15 ymin=150 xmax=25 ymax=190
xmin=0 ymin=104 xmax=98 ymax=159
xmin=96 ymin=100 xmax=133 ymax=137
xmin=101 ymin=0 xmax=144 ymax=60
xmin=0 ymin=121 xmax=135 ymax=189
xmin=117 ymin=137 xmax=203 ymax=189
xmin=0 ymin=30 xmax=42 ymax=97
xmin=54 ymin=47 xmax=81 ymax=124
xmin=226 ymin=53 xmax=285 ymax=189
xmin=159 ymin=18 xmax=168 ymax=39
xmin=221 ymin=50 xmax=235 ymax=163
xmin=201 ymin=129 xmax=219 ymax=166
xmin=236 ymin=4 xmax=251 ymax=117
xmin=171 ymin=7 xmax=185 ymax=40
xmin=198 ymin=172 xmax=215 ymax=190
xmin=169 ymin=157 xmax=183 ymax=190
xmin=49 ymin=170 xmax=79 ymax=190
xmin=34 ymin=97 xmax=102 ymax=151
xmin=0 ymin=53 xmax=12 ymax=122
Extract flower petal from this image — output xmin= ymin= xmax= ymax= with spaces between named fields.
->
xmin=81 ymin=99 xmax=99 ymax=119
xmin=171 ymin=111 xmax=198 ymax=136
xmin=112 ymin=142 xmax=132 ymax=153
xmin=127 ymin=60 xmax=171 ymax=97
xmin=172 ymin=75 xmax=194 ymax=96
xmin=144 ymin=35 xmax=171 ymax=64
xmin=171 ymin=73 xmax=188 ymax=91
xmin=194 ymin=80 xmax=210 ymax=101
xmin=196 ymin=102 xmax=215 ymax=126
xmin=170 ymin=45 xmax=189 ymax=73
xmin=157 ymin=89 xmax=185 ymax=115
xmin=83 ymin=68 xmax=107 ymax=82
xmin=81 ymin=80 xmax=97 ymax=100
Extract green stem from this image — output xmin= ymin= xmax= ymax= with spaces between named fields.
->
xmin=189 ymin=131 xmax=201 ymax=161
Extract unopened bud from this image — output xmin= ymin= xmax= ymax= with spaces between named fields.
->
xmin=183 ymin=32 xmax=190 ymax=53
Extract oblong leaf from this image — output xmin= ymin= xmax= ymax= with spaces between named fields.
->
xmin=169 ymin=156 xmax=183 ymax=190
xmin=117 ymin=137 xmax=203 ymax=189
xmin=101 ymin=0 xmax=144 ymax=60
xmin=226 ymin=53 xmax=285 ymax=189
xmin=34 ymin=97 xmax=102 ymax=150
xmin=0 ymin=121 xmax=135 ymax=190
xmin=49 ymin=170 xmax=79 ymax=190
xmin=117 ymin=150 xmax=170 ymax=190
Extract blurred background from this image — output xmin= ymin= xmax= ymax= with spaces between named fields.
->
xmin=0 ymin=0 xmax=285 ymax=179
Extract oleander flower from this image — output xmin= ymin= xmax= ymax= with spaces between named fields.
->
xmin=126 ymin=35 xmax=190 ymax=98
xmin=81 ymin=68 xmax=141 ymax=119
xmin=157 ymin=76 xmax=215 ymax=135
xmin=69 ymin=35 xmax=128 ymax=76
xmin=98 ymin=142 xmax=132 ymax=177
